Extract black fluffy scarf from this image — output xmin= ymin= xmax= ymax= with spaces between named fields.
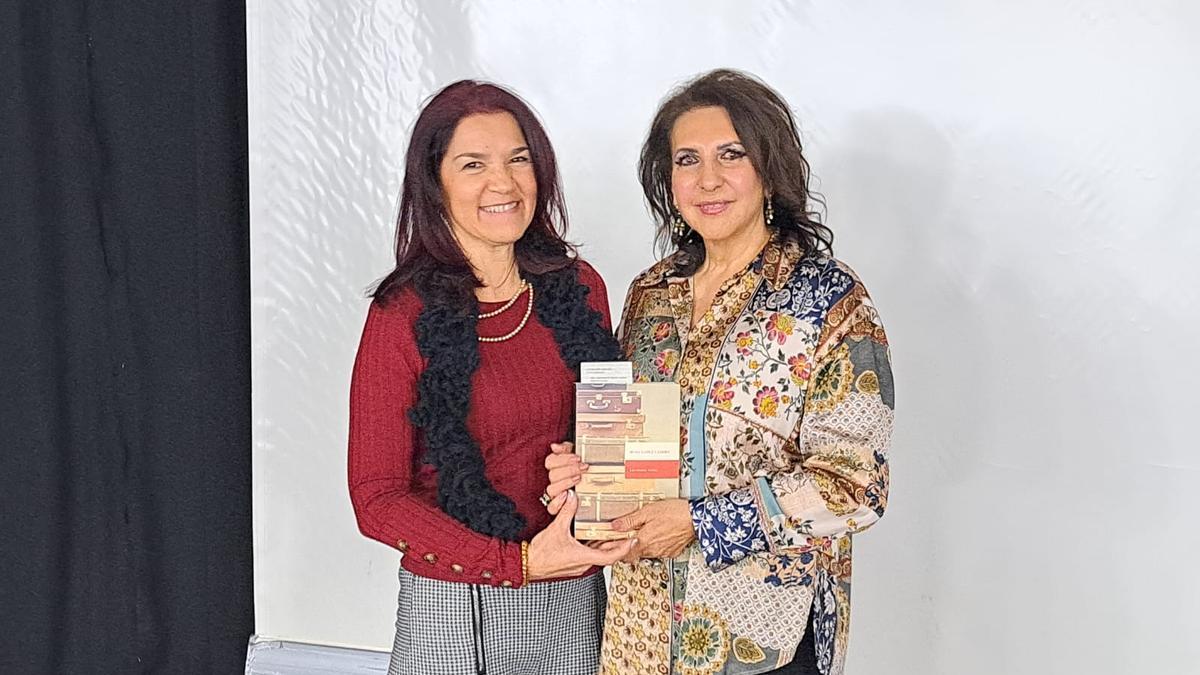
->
xmin=407 ymin=263 xmax=622 ymax=541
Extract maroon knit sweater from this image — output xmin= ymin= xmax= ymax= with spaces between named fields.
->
xmin=348 ymin=261 xmax=611 ymax=588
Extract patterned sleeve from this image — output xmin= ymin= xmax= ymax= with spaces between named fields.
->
xmin=690 ymin=279 xmax=894 ymax=571
xmin=615 ymin=268 xmax=649 ymax=347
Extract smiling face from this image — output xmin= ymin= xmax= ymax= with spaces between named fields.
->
xmin=669 ymin=106 xmax=767 ymax=245
xmin=439 ymin=111 xmax=537 ymax=254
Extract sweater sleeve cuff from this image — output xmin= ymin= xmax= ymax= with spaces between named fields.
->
xmin=399 ymin=537 xmax=526 ymax=588
xmin=489 ymin=541 xmax=526 ymax=588
xmin=689 ymin=488 xmax=770 ymax=572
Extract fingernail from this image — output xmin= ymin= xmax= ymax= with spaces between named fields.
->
xmin=580 ymin=463 xmax=589 ymax=470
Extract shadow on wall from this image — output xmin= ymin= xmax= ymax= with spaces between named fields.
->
xmin=258 ymin=0 xmax=481 ymax=458
xmin=827 ymin=106 xmax=994 ymax=482
xmin=824 ymin=107 xmax=1007 ymax=671
xmin=251 ymin=0 xmax=482 ymax=648
xmin=826 ymin=105 xmax=1195 ymax=673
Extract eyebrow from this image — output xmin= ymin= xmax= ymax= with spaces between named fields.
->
xmin=452 ymin=146 xmax=532 ymax=161
xmin=674 ymin=141 xmax=745 ymax=154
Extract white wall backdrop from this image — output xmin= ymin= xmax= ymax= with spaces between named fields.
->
xmin=248 ymin=1 xmax=1200 ymax=672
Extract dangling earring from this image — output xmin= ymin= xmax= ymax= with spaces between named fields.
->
xmin=671 ymin=210 xmax=688 ymax=239
xmin=764 ymin=196 xmax=775 ymax=226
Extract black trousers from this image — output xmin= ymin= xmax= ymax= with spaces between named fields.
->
xmin=763 ymin=611 xmax=820 ymax=675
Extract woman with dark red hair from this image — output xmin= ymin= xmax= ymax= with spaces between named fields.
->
xmin=348 ymin=80 xmax=633 ymax=674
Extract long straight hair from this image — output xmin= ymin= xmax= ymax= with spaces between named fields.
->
xmin=373 ymin=80 xmax=574 ymax=303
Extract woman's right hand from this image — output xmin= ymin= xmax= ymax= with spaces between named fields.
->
xmin=526 ymin=491 xmax=635 ymax=580
xmin=543 ymin=441 xmax=588 ymax=515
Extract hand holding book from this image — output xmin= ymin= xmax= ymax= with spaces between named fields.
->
xmin=525 ymin=490 xmax=635 ymax=581
xmin=543 ymin=441 xmax=587 ymax=511
xmin=609 ymin=498 xmax=696 ymax=561
xmin=544 ymin=444 xmax=695 ymax=561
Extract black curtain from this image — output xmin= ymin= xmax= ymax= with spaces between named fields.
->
xmin=1 ymin=2 xmax=252 ymax=673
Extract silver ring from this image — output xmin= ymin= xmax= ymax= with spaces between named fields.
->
xmin=539 ymin=492 xmax=552 ymax=507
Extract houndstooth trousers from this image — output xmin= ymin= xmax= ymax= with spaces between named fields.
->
xmin=388 ymin=567 xmax=606 ymax=675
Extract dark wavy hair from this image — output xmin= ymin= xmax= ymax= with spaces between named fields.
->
xmin=372 ymin=80 xmax=574 ymax=304
xmin=639 ymin=69 xmax=833 ymax=273
xmin=367 ymin=80 xmax=620 ymax=540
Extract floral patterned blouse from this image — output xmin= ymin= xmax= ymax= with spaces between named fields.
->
xmin=599 ymin=233 xmax=894 ymax=675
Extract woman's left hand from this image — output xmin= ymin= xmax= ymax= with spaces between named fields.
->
xmin=611 ymin=499 xmax=696 ymax=561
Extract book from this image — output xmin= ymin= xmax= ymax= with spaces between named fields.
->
xmin=572 ymin=371 xmax=681 ymax=541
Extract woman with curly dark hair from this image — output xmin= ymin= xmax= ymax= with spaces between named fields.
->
xmin=348 ymin=80 xmax=634 ymax=675
xmin=545 ymin=69 xmax=895 ymax=675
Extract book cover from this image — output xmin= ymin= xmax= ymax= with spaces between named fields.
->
xmin=573 ymin=380 xmax=681 ymax=541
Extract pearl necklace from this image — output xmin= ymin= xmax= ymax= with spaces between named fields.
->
xmin=478 ymin=280 xmax=529 ymax=319
xmin=477 ymin=283 xmax=534 ymax=343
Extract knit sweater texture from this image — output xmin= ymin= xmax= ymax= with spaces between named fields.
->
xmin=348 ymin=261 xmax=611 ymax=587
